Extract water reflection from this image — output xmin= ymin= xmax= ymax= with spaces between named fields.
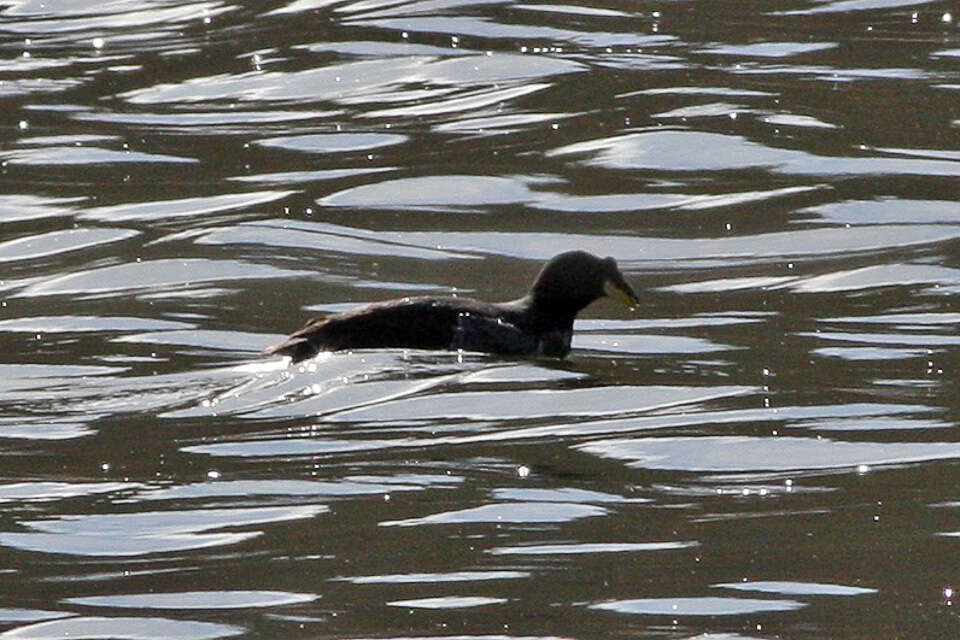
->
xmin=387 ymin=596 xmax=507 ymax=609
xmin=591 ymin=597 xmax=806 ymax=615
xmin=577 ymin=436 xmax=960 ymax=472
xmin=713 ymin=581 xmax=877 ymax=596
xmin=2 ymin=0 xmax=960 ymax=638
xmin=0 ymin=616 xmax=245 ymax=640
xmin=0 ymin=505 xmax=327 ymax=556
xmin=379 ymin=502 xmax=610 ymax=527
xmin=65 ymin=591 xmax=318 ymax=609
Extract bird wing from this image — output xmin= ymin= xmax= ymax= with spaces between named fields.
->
xmin=265 ymin=298 xmax=461 ymax=360
xmin=450 ymin=313 xmax=538 ymax=354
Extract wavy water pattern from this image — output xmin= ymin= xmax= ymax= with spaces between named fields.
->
xmin=1 ymin=0 xmax=959 ymax=638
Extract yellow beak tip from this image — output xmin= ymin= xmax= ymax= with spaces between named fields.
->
xmin=604 ymin=280 xmax=639 ymax=311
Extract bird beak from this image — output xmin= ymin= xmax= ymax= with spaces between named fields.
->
xmin=604 ymin=278 xmax=640 ymax=311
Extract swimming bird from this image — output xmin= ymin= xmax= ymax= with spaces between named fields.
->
xmin=264 ymin=250 xmax=639 ymax=363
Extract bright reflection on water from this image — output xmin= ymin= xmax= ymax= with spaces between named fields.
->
xmin=1 ymin=0 xmax=960 ymax=638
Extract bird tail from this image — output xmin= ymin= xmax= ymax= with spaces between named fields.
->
xmin=262 ymin=337 xmax=316 ymax=362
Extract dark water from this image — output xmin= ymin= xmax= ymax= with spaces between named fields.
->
xmin=2 ymin=0 xmax=960 ymax=638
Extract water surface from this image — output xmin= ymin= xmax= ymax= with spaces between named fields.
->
xmin=2 ymin=0 xmax=960 ymax=638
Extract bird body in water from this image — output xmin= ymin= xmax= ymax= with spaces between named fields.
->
xmin=264 ymin=251 xmax=639 ymax=363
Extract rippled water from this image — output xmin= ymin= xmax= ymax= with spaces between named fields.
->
xmin=2 ymin=0 xmax=960 ymax=638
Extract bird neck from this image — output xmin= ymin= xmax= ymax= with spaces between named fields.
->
xmin=525 ymin=293 xmax=587 ymax=328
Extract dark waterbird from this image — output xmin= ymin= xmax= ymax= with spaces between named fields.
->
xmin=265 ymin=250 xmax=639 ymax=363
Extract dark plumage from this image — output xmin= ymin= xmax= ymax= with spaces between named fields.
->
xmin=264 ymin=250 xmax=639 ymax=362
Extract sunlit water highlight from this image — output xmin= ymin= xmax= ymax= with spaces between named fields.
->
xmin=1 ymin=0 xmax=960 ymax=639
